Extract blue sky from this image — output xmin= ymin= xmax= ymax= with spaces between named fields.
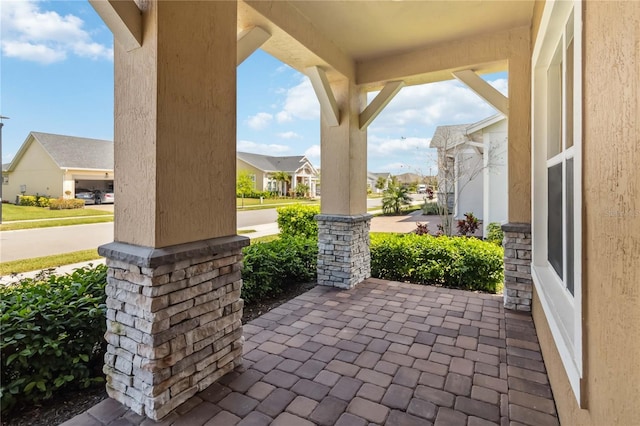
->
xmin=1 ymin=0 xmax=507 ymax=176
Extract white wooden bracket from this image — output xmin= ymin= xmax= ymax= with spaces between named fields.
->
xmin=452 ymin=69 xmax=509 ymax=116
xmin=89 ymin=0 xmax=142 ymax=52
xmin=305 ymin=66 xmax=340 ymax=127
xmin=359 ymin=80 xmax=404 ymax=130
xmin=237 ymin=26 xmax=271 ymax=66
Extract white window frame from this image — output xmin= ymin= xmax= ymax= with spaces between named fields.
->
xmin=531 ymin=0 xmax=583 ymax=406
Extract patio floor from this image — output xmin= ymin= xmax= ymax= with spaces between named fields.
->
xmin=62 ymin=279 xmax=559 ymax=426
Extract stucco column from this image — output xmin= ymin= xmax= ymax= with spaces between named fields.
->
xmin=97 ymin=1 xmax=248 ymax=420
xmin=317 ymin=79 xmax=371 ymax=288
xmin=503 ymin=37 xmax=533 ymax=310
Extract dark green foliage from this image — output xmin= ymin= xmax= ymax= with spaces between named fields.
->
xmin=236 ymin=190 xmax=275 ymax=199
xmin=0 ymin=265 xmax=108 ymax=413
xmin=370 ymin=233 xmax=504 ymax=293
xmin=241 ymin=236 xmax=317 ymax=304
xmin=276 ymin=205 xmax=320 ymax=239
xmin=485 ymin=222 xmax=504 ymax=246
xmin=382 ymin=184 xmax=412 ymax=215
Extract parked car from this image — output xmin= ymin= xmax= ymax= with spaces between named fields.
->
xmin=94 ymin=190 xmax=114 ymax=204
xmin=75 ymin=188 xmax=96 ymax=205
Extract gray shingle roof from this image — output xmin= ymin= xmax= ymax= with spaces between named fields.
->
xmin=31 ymin=132 xmax=114 ymax=170
xmin=237 ymin=151 xmax=309 ymax=172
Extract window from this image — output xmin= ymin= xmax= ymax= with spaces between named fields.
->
xmin=532 ymin=0 xmax=583 ymax=405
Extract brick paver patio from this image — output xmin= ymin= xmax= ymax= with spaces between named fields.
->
xmin=62 ymin=279 xmax=558 ymax=426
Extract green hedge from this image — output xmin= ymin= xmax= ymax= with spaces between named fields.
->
xmin=49 ymin=198 xmax=85 ymax=210
xmin=18 ymin=195 xmax=51 ymax=208
xmin=276 ymin=205 xmax=320 ymax=239
xmin=370 ymin=233 xmax=504 ymax=293
xmin=485 ymin=222 xmax=504 ymax=246
xmin=236 ymin=190 xmax=276 ymax=199
xmin=241 ymin=236 xmax=317 ymax=304
xmin=0 ymin=265 xmax=107 ymax=413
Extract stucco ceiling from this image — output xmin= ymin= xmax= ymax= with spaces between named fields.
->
xmin=286 ymin=1 xmax=535 ymax=62
xmin=238 ymin=0 xmax=535 ymax=87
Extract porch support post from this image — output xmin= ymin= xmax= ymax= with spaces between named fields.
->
xmin=97 ymin=1 xmax=248 ymax=420
xmin=502 ymin=33 xmax=533 ymax=310
xmin=317 ymin=77 xmax=371 ymax=289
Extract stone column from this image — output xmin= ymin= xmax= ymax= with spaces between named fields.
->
xmin=97 ymin=1 xmax=244 ymax=420
xmin=502 ymin=223 xmax=532 ymax=311
xmin=317 ymin=78 xmax=370 ymax=289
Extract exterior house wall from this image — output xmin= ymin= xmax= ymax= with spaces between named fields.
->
xmin=482 ymin=121 xmax=508 ymax=232
xmin=455 ymin=149 xmax=484 ymax=220
xmin=533 ymin=1 xmax=640 ymax=424
xmin=236 ymin=159 xmax=266 ymax=192
xmin=5 ymin=141 xmax=63 ymax=200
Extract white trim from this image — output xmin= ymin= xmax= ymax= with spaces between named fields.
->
xmin=531 ymin=0 xmax=584 ymax=406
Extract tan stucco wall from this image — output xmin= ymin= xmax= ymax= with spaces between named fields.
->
xmin=5 ymin=140 xmax=63 ymax=200
xmin=534 ymin=2 xmax=640 ymax=424
xmin=114 ymin=1 xmax=237 ymax=248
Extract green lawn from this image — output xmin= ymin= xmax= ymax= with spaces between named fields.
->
xmin=0 ymin=216 xmax=114 ymax=231
xmin=2 ymin=204 xmax=112 ymax=221
xmin=237 ymin=198 xmax=319 ymax=210
xmin=0 ymin=249 xmax=103 ymax=275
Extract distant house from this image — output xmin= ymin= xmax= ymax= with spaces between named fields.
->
xmin=367 ymin=172 xmax=392 ymax=194
xmin=429 ymin=114 xmax=507 ymax=234
xmin=236 ymin=152 xmax=319 ymax=196
xmin=3 ymin=132 xmax=114 ymax=202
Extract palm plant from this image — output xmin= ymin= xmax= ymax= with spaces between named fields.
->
xmin=382 ymin=183 xmax=412 ymax=214
xmin=271 ymin=171 xmax=291 ymax=196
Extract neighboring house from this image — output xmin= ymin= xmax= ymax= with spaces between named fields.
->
xmin=236 ymin=151 xmax=319 ymax=196
xmin=4 ymin=132 xmax=114 ymax=202
xmin=394 ymin=172 xmax=423 ymax=186
xmin=430 ymin=114 xmax=507 ymax=233
xmin=367 ymin=172 xmax=391 ymax=194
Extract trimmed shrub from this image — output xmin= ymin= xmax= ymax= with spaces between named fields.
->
xmin=276 ymin=205 xmax=320 ymax=239
xmin=49 ymin=198 xmax=85 ymax=210
xmin=370 ymin=233 xmax=504 ymax=293
xmin=241 ymin=236 xmax=317 ymax=303
xmin=18 ymin=196 xmax=36 ymax=207
xmin=422 ymin=201 xmax=442 ymax=215
xmin=485 ymin=222 xmax=504 ymax=246
xmin=236 ymin=190 xmax=274 ymax=199
xmin=0 ymin=265 xmax=107 ymax=413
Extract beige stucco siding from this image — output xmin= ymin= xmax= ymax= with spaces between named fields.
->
xmin=534 ymin=1 xmax=640 ymax=424
xmin=5 ymin=141 xmax=63 ymax=200
xmin=236 ymin=159 xmax=267 ymax=192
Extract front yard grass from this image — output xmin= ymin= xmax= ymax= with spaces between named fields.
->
xmin=0 ymin=249 xmax=102 ymax=275
xmin=0 ymin=216 xmax=114 ymax=231
xmin=2 ymin=204 xmax=112 ymax=221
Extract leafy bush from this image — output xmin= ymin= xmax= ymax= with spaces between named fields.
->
xmin=236 ymin=190 xmax=274 ymax=199
xmin=485 ymin=222 xmax=504 ymax=246
xmin=242 ymin=236 xmax=317 ymax=303
xmin=422 ymin=201 xmax=442 ymax=215
xmin=277 ymin=205 xmax=320 ymax=239
xmin=17 ymin=195 xmax=51 ymax=207
xmin=457 ymin=212 xmax=480 ymax=236
xmin=382 ymin=184 xmax=412 ymax=215
xmin=49 ymin=198 xmax=85 ymax=210
xmin=0 ymin=265 xmax=108 ymax=413
xmin=370 ymin=233 xmax=504 ymax=293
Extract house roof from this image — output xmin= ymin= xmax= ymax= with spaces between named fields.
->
xmin=237 ymin=151 xmax=316 ymax=174
xmin=8 ymin=132 xmax=114 ymax=172
xmin=429 ymin=114 xmax=506 ymax=149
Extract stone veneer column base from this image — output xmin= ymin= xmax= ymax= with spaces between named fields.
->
xmin=502 ymin=223 xmax=533 ymax=311
xmin=316 ymin=214 xmax=372 ymax=289
xmin=97 ymin=235 xmax=249 ymax=420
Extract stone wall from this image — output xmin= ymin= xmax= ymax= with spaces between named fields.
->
xmin=316 ymin=214 xmax=371 ymax=289
xmin=502 ymin=223 xmax=532 ymax=311
xmin=98 ymin=236 xmax=249 ymax=420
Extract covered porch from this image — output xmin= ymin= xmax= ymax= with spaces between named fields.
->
xmin=64 ymin=279 xmax=558 ymax=426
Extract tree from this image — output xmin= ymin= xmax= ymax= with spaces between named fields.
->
xmin=236 ymin=170 xmax=254 ymax=197
xmin=271 ymin=171 xmax=291 ymax=197
xmin=382 ymin=182 xmax=412 ymax=215
xmin=295 ymin=183 xmax=310 ymax=198
xmin=375 ymin=176 xmax=387 ymax=192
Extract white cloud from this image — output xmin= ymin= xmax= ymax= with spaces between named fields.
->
xmin=368 ymin=135 xmax=433 ymax=158
xmin=246 ymin=112 xmax=273 ymax=130
xmin=304 ymin=144 xmax=320 ymax=160
xmin=1 ymin=1 xmax=113 ymax=64
xmin=276 ymin=77 xmax=319 ymax=123
xmin=237 ymin=140 xmax=290 ymax=155
xmin=277 ymin=131 xmax=301 ymax=139
xmin=368 ymin=79 xmax=507 ymax=135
